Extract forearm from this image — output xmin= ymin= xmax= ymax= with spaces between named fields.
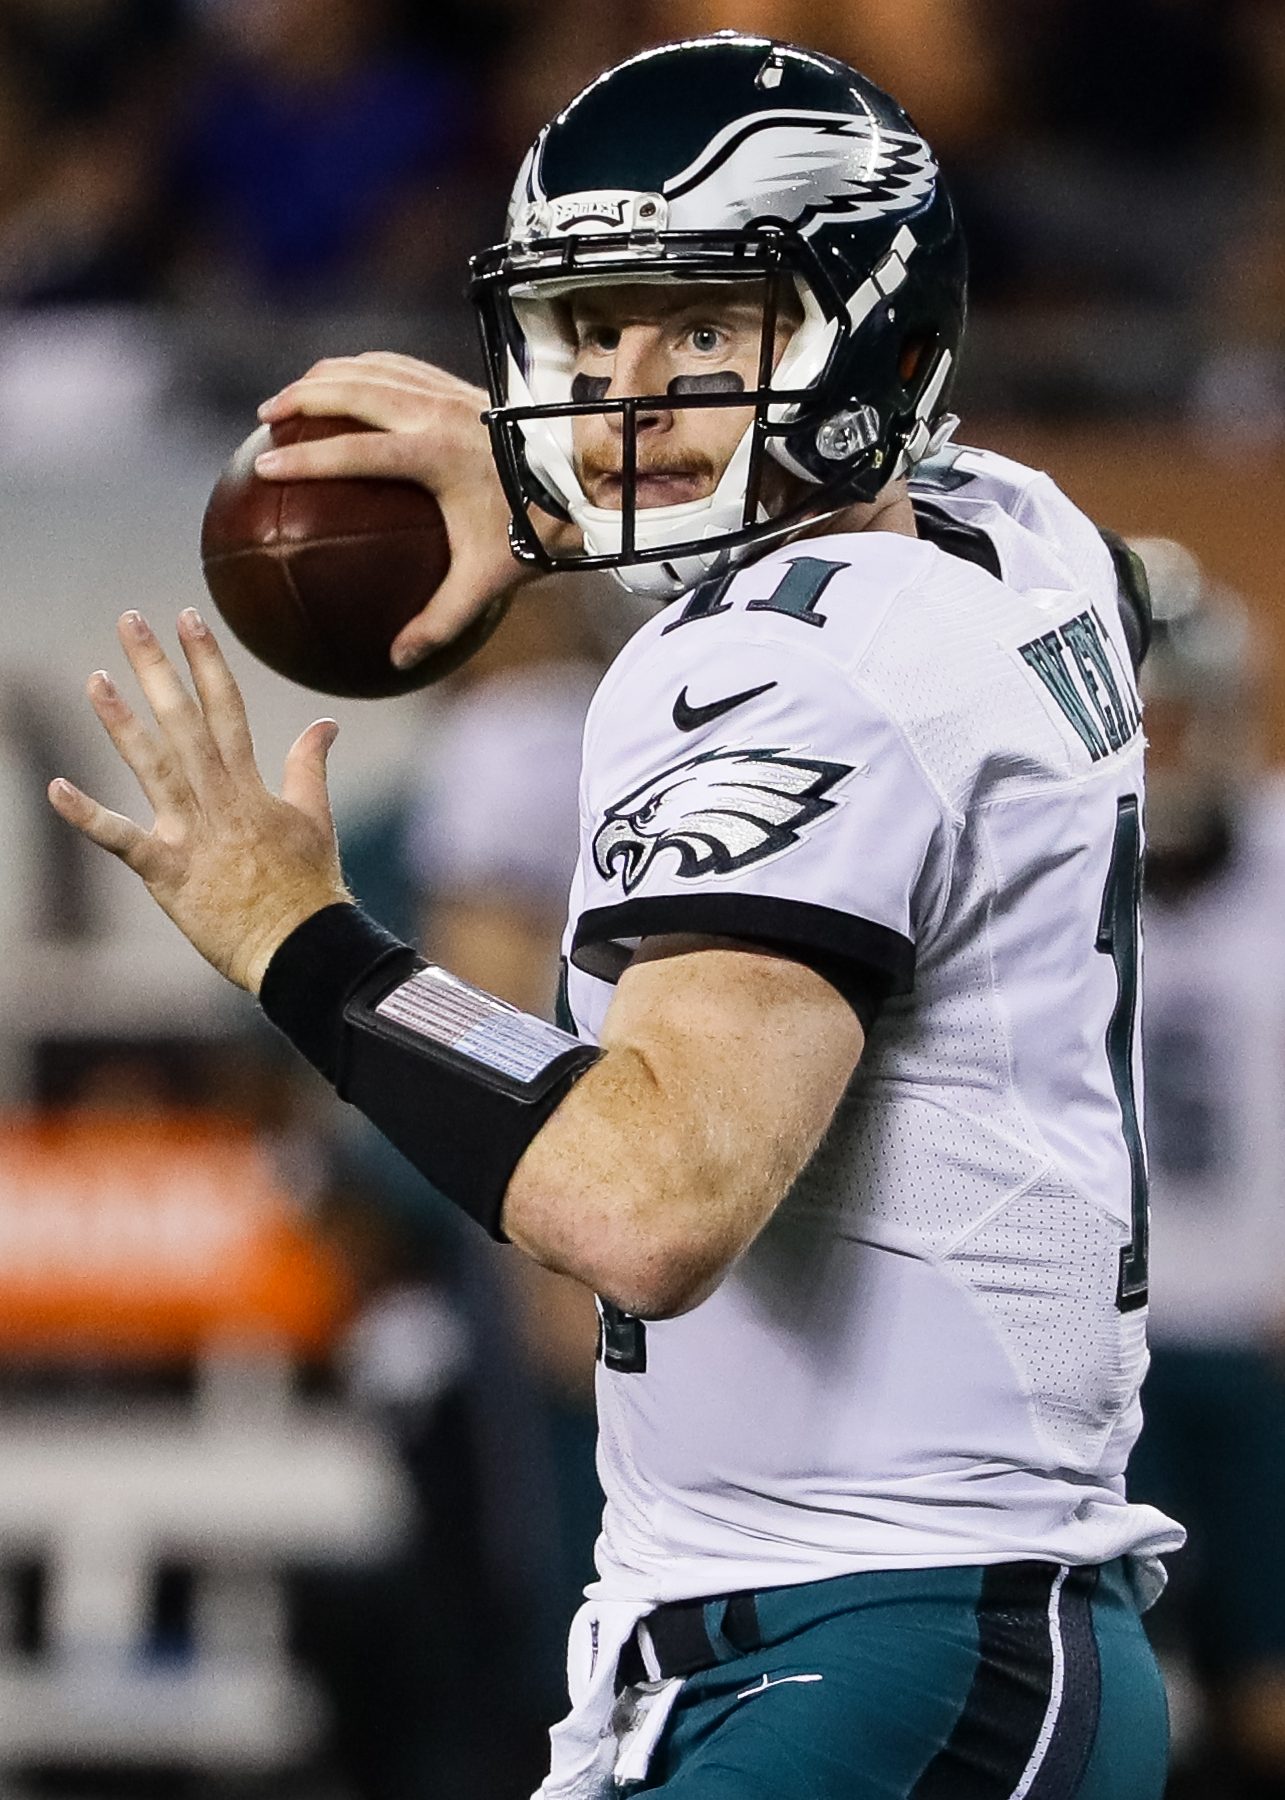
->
xmin=256 ymin=905 xmax=776 ymax=1312
xmin=257 ymin=903 xmax=599 ymax=1238
xmin=258 ymin=908 xmax=860 ymax=1315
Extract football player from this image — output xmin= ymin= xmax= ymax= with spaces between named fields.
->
xmin=1126 ymin=542 xmax=1285 ymax=1799
xmin=50 ymin=35 xmax=1183 ymax=1798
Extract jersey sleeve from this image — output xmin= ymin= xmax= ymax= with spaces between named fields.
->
xmin=571 ymin=630 xmax=952 ymax=1023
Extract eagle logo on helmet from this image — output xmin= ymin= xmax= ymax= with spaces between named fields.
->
xmin=593 ymin=746 xmax=854 ymax=895
xmin=523 ymin=110 xmax=937 ymax=240
xmin=657 ymin=109 xmax=936 ymax=234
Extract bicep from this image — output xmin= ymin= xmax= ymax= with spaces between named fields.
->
xmin=607 ymin=933 xmax=864 ymax=1161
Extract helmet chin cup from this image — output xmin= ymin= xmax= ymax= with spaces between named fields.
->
xmin=605 ymin=549 xmax=726 ymax=601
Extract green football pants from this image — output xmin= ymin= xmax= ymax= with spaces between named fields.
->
xmin=625 ymin=1559 xmax=1168 ymax=1798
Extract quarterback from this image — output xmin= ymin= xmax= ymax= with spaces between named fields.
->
xmin=51 ymin=35 xmax=1183 ymax=1799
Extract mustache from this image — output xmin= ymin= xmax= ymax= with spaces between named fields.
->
xmin=577 ymin=448 xmax=718 ymax=485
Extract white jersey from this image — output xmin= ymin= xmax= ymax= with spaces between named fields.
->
xmin=1143 ymin=780 xmax=1285 ymax=1346
xmin=560 ymin=442 xmax=1183 ymax=1608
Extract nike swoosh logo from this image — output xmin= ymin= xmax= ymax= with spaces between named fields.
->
xmin=735 ymin=1673 xmax=824 ymax=1701
xmin=672 ymin=681 xmax=777 ymax=732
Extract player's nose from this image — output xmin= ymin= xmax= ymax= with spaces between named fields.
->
xmin=604 ymin=327 xmax=674 ymax=436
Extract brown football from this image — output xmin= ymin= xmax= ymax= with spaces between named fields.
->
xmin=199 ymin=415 xmax=507 ymax=700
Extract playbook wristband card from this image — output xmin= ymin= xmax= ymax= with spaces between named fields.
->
xmin=334 ymin=956 xmax=599 ymax=1239
xmin=339 ymin=960 xmax=596 ymax=1103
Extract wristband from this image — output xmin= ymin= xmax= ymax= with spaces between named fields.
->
xmin=260 ymin=904 xmax=599 ymax=1238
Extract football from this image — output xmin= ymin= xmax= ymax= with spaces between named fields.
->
xmin=199 ymin=415 xmax=507 ymax=700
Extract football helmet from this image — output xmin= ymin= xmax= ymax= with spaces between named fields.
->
xmin=469 ymin=33 xmax=967 ymax=598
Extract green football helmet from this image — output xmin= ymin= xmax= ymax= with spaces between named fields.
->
xmin=470 ymin=32 xmax=967 ymax=598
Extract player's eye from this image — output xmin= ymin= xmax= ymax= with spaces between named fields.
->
xmin=688 ymin=325 xmax=723 ymax=354
xmin=577 ymin=323 xmax=620 ymax=354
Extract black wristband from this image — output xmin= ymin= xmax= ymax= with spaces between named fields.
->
xmin=259 ymin=903 xmax=414 ymax=1082
xmin=259 ymin=903 xmax=599 ymax=1239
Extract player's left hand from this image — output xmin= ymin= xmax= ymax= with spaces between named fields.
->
xmin=48 ymin=608 xmax=350 ymax=995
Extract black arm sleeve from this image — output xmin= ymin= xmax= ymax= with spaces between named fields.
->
xmin=259 ymin=903 xmax=415 ymax=1081
xmin=259 ymin=904 xmax=599 ymax=1238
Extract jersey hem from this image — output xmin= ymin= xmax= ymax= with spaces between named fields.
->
xmin=587 ymin=1541 xmax=1181 ymax=1615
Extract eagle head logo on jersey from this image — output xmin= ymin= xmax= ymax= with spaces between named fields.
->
xmin=593 ymin=746 xmax=854 ymax=895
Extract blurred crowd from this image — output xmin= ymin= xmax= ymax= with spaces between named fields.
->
xmin=0 ymin=0 xmax=1281 ymax=429
xmin=1 ymin=4 xmax=1285 ymax=1799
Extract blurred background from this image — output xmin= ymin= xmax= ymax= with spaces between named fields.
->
xmin=0 ymin=1 xmax=1283 ymax=1796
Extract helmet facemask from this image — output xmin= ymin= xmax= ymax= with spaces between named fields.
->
xmin=472 ymin=230 xmax=888 ymax=599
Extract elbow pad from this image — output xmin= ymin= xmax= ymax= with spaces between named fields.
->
xmin=259 ymin=904 xmax=599 ymax=1239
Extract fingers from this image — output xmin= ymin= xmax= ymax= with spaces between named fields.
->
xmin=117 ymin=612 xmax=228 ymax=799
xmin=389 ymin=578 xmax=512 ymax=670
xmin=258 ymin=373 xmax=433 ymax=435
xmin=279 ymin=719 xmax=340 ymax=832
xmin=260 ymin=353 xmax=478 ymax=420
xmin=258 ymin=358 xmax=484 ymax=429
xmin=86 ymin=666 xmax=198 ymax=822
xmin=253 ymin=423 xmax=434 ymax=484
xmin=385 ymin=497 xmax=530 ymax=670
xmin=47 ymin=776 xmax=156 ymax=873
xmin=254 ymin=357 xmax=490 ymax=486
xmin=90 ymin=614 xmax=254 ymax=818
xmin=176 ymin=608 xmax=258 ymax=775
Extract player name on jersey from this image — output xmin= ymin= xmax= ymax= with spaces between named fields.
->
xmin=1019 ymin=608 xmax=1142 ymax=762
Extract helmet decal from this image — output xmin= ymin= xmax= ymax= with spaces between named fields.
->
xmin=659 ymin=109 xmax=937 ymax=233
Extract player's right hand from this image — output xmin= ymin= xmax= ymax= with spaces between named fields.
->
xmin=255 ymin=352 xmax=541 ymax=673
